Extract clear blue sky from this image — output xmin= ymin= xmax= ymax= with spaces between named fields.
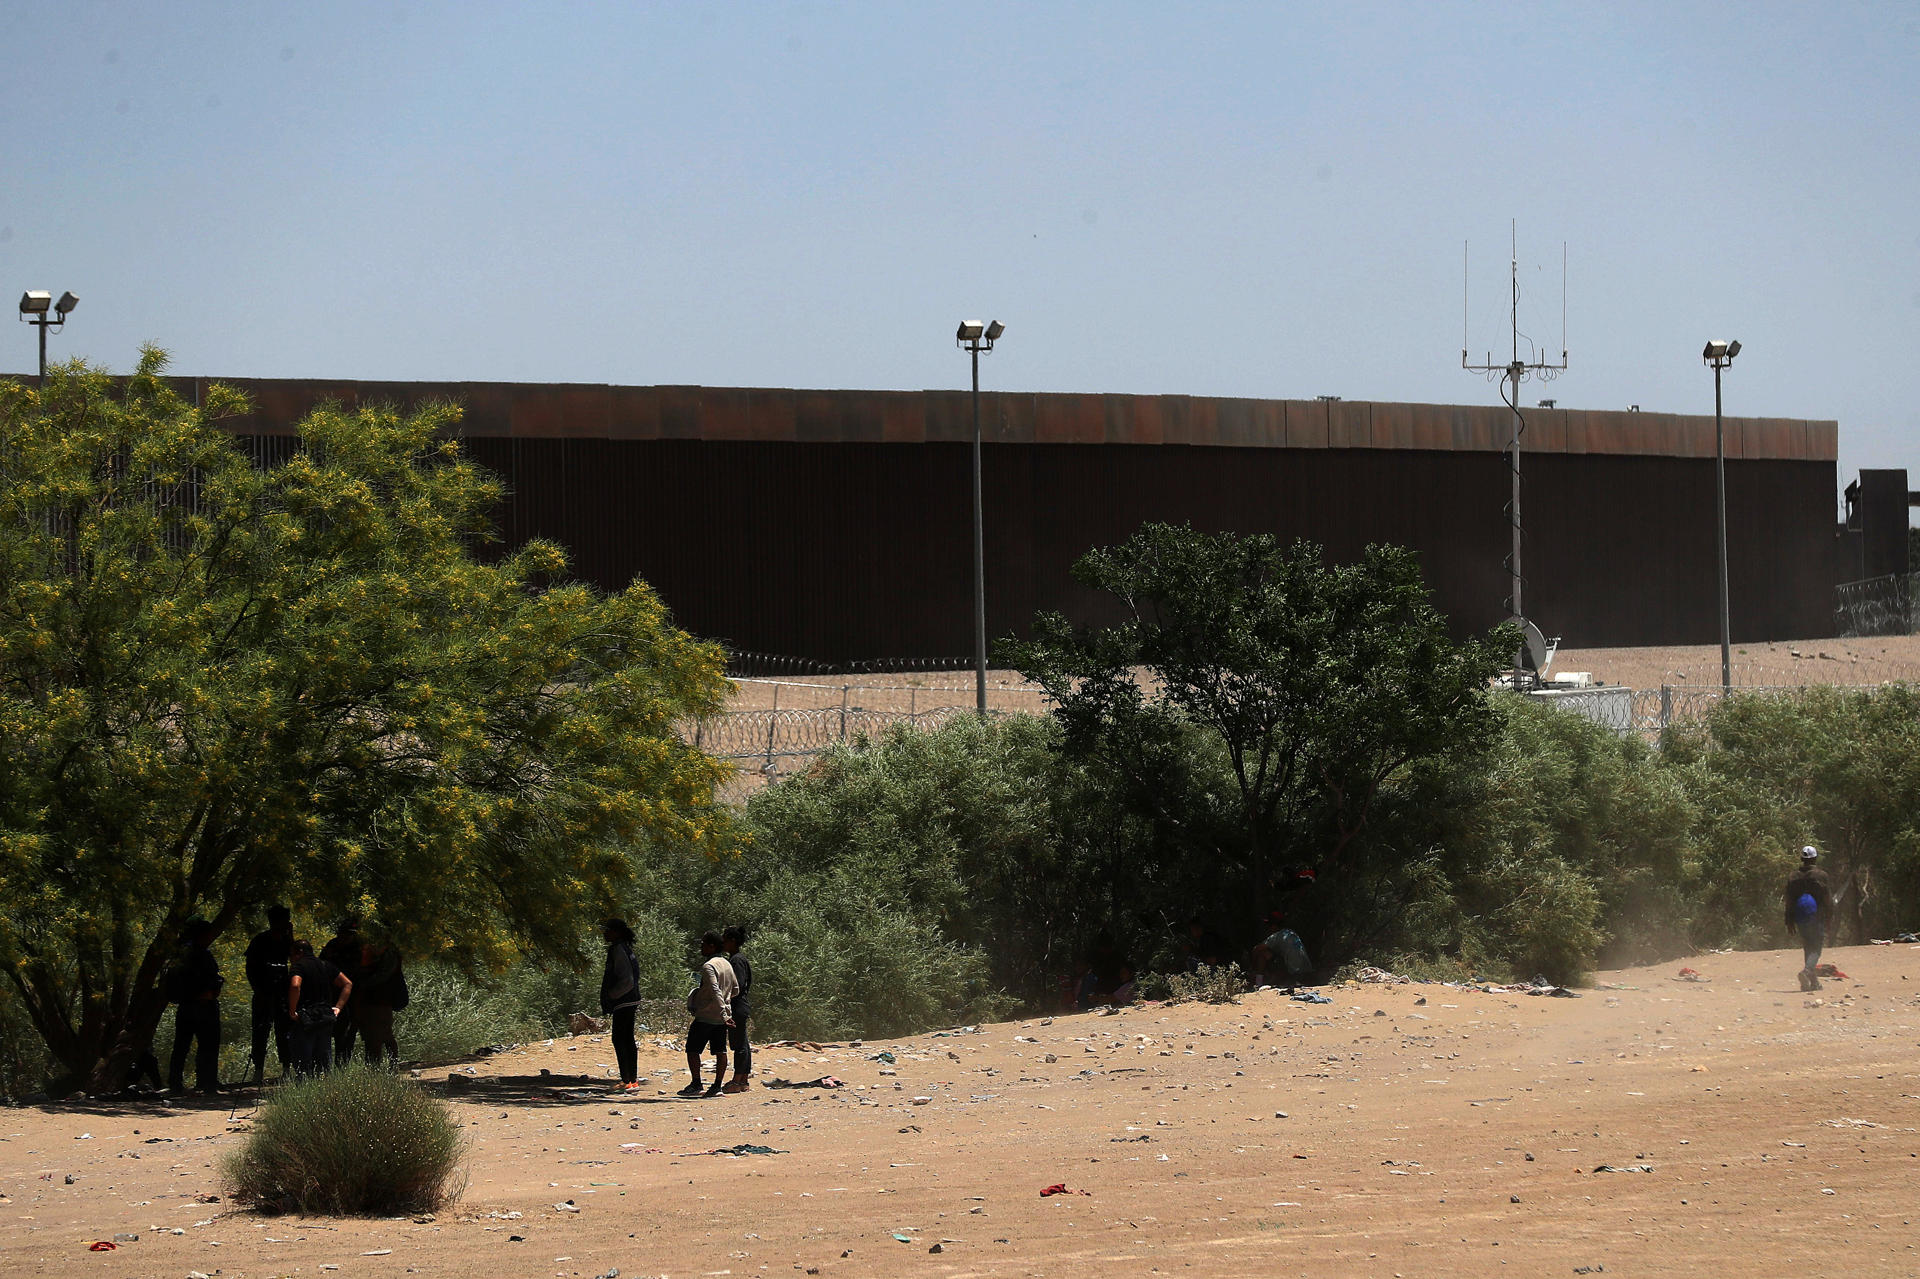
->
xmin=5 ymin=2 xmax=1916 ymax=500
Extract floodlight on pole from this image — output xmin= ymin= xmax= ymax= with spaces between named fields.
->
xmin=1704 ymin=338 xmax=1741 ymax=693
xmin=956 ymin=317 xmax=1004 ymax=718
xmin=19 ymin=289 xmax=79 ymax=380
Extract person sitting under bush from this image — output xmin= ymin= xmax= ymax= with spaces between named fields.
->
xmin=1077 ymin=935 xmax=1137 ymax=1008
xmin=1249 ymin=911 xmax=1314 ymax=991
xmin=287 ymin=939 xmax=353 ymax=1077
xmin=680 ymin=931 xmax=737 ymax=1098
xmin=1180 ymin=917 xmax=1231 ymax=972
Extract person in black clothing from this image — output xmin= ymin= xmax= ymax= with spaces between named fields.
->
xmin=354 ymin=934 xmax=407 ymax=1068
xmin=1784 ymin=844 xmax=1836 ymax=991
xmin=318 ymin=916 xmax=365 ymax=1067
xmin=721 ymin=924 xmax=753 ymax=1093
xmin=1180 ymin=917 xmax=1230 ymax=972
xmin=600 ymin=918 xmax=642 ymax=1089
xmin=244 ymin=905 xmax=295 ymax=1084
xmin=286 ymin=939 xmax=353 ymax=1077
xmin=166 ymin=917 xmax=224 ymax=1095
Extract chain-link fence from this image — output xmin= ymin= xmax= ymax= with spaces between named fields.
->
xmin=1836 ymin=573 xmax=1920 ymax=638
xmin=1529 ymin=682 xmax=1886 ymax=738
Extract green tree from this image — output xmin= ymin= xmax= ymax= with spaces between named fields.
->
xmin=1004 ymin=523 xmax=1513 ymax=924
xmin=0 ymin=353 xmax=732 ymax=1091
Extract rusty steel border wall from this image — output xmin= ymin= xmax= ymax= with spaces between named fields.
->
xmin=165 ymin=378 xmax=1838 ymax=660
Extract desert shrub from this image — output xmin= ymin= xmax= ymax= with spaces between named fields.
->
xmin=731 ymin=866 xmax=1011 ymax=1041
xmin=1158 ymin=963 xmax=1249 ymax=1005
xmin=224 ymin=1064 xmax=465 ymax=1215
xmin=393 ymin=962 xmax=576 ymax=1065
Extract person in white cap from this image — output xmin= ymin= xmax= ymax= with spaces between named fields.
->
xmin=1782 ymin=845 xmax=1834 ymax=991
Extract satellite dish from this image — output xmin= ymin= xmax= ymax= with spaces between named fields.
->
xmin=1510 ymin=616 xmax=1550 ymax=672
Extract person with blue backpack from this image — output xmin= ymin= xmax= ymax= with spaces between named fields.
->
xmin=1783 ymin=845 xmax=1835 ymax=991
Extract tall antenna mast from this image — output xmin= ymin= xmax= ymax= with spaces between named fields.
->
xmin=1463 ymin=221 xmax=1568 ymax=685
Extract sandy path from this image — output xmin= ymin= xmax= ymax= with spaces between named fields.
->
xmin=4 ymin=944 xmax=1918 ymax=1278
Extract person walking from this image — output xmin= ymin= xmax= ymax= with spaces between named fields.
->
xmin=286 ymin=939 xmax=353 ymax=1077
xmin=720 ymin=925 xmax=753 ymax=1093
xmin=601 ymin=919 xmax=642 ymax=1090
xmin=243 ymin=905 xmax=295 ymax=1085
xmin=353 ymin=933 xmax=407 ymax=1069
xmin=319 ymin=916 xmax=366 ymax=1066
xmin=1784 ymin=844 xmax=1836 ymax=991
xmin=679 ymin=931 xmax=737 ymax=1098
xmin=165 ymin=917 xmax=225 ymax=1095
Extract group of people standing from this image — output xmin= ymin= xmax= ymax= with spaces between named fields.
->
xmin=600 ymin=921 xmax=753 ymax=1098
xmin=161 ymin=907 xmax=408 ymax=1094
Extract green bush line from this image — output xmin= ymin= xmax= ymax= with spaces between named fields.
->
xmin=8 ymin=686 xmax=1917 ymax=1098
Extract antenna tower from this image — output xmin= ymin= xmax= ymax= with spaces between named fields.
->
xmin=1463 ymin=221 xmax=1567 ymax=684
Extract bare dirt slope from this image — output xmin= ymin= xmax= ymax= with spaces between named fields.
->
xmin=4 ymin=944 xmax=1918 ymax=1279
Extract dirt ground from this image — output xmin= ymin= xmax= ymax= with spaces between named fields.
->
xmin=1548 ymin=635 xmax=1920 ymax=690
xmin=5 ymin=945 xmax=1918 ymax=1278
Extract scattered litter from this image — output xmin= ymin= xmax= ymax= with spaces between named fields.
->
xmin=1290 ymin=991 xmax=1332 ymax=1005
xmin=111 ymin=1232 xmax=138 ymax=1243
xmin=708 ymin=1143 xmax=784 ymax=1156
xmin=893 ymin=1233 xmax=913 ymax=1243
xmin=1676 ymin=967 xmax=1707 ymax=982
xmin=1354 ymin=966 xmax=1412 ymax=984
xmin=1591 ymin=1164 xmax=1654 ymax=1174
xmin=912 ymin=1096 xmax=932 ymax=1106
xmin=1040 ymin=1183 xmax=1090 ymax=1197
xmin=87 ymin=1242 xmax=116 ymax=1252
xmin=766 ymin=1076 xmax=843 ymax=1090
xmin=871 ymin=1051 xmax=896 ymax=1064
xmin=362 ymin=1248 xmax=394 ymax=1256
xmin=929 ymin=1243 xmax=944 ymax=1253
xmin=1815 ymin=963 xmax=1849 ymax=980
xmin=554 ymin=1200 xmax=581 ymax=1212
xmin=1572 ymin=1267 xmax=1606 ymax=1275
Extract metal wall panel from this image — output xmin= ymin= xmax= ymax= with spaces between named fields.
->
xmin=428 ymin=435 xmax=1839 ymax=659
xmin=187 ymin=376 xmax=1846 ymax=663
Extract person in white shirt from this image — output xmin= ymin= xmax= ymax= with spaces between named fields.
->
xmin=679 ymin=931 xmax=738 ymax=1098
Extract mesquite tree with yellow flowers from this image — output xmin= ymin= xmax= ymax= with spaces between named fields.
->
xmin=0 ymin=352 xmax=733 ymax=1091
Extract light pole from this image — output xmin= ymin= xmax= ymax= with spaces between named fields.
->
xmin=19 ymin=291 xmax=80 ymax=380
xmin=956 ymin=318 xmax=1004 ymax=718
xmin=1703 ymin=339 xmax=1741 ymax=693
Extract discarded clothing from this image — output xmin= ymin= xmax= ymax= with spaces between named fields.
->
xmin=1289 ymin=990 xmax=1333 ymax=1004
